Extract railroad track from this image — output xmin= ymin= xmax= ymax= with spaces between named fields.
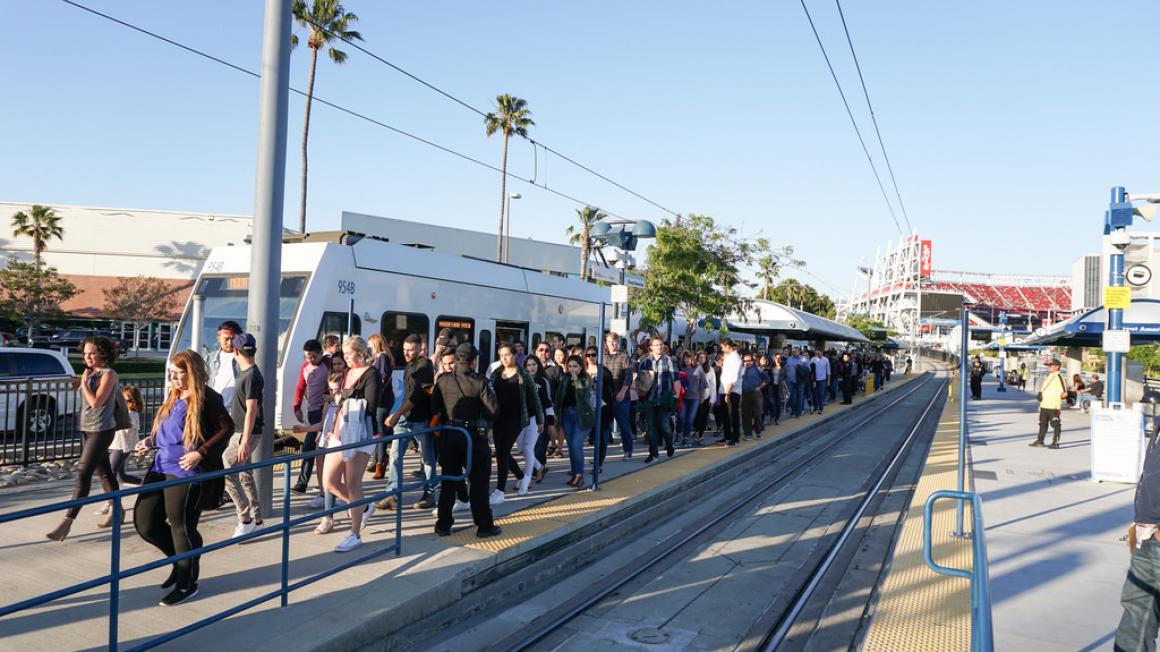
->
xmin=421 ymin=365 xmax=949 ymax=652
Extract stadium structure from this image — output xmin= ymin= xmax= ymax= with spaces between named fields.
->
xmin=843 ymin=235 xmax=1074 ymax=347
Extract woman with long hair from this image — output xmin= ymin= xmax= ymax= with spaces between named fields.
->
xmin=679 ymin=351 xmax=706 ymax=447
xmin=133 ymin=350 xmax=233 ymax=606
xmin=523 ymin=355 xmax=554 ymax=485
xmin=323 ymin=336 xmax=381 ymax=552
xmin=293 ymin=354 xmax=350 ymax=534
xmin=366 ymin=333 xmax=395 ymax=479
xmin=556 ymin=354 xmax=596 ymax=488
xmin=692 ymin=351 xmax=715 ymax=445
xmin=549 ymin=347 xmax=568 ymax=458
xmin=46 ymin=336 xmax=122 ymax=541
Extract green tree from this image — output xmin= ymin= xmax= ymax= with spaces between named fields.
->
xmin=484 ymin=94 xmax=534 ymax=261
xmin=11 ymin=205 xmax=64 ymax=272
xmin=768 ymin=278 xmax=835 ymax=318
xmin=1129 ymin=345 xmax=1160 ymax=375
xmin=565 ymin=206 xmax=606 ymax=281
xmin=291 ymin=0 xmax=363 ymax=234
xmin=631 ymin=214 xmax=768 ymax=342
xmin=0 ymin=258 xmax=78 ymax=339
xmin=102 ymin=276 xmax=182 ymax=354
xmin=756 ymin=247 xmax=805 ymax=301
xmin=843 ymin=313 xmax=890 ymax=340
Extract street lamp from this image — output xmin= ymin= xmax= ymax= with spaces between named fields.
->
xmin=503 ymin=192 xmax=522 ymax=264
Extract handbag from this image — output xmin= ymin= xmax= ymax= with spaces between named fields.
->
xmin=113 ymin=388 xmax=133 ymax=431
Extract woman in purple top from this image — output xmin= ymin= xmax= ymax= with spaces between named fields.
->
xmin=133 ymin=350 xmax=233 ymax=607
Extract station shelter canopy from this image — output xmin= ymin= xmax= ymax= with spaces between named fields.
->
xmin=727 ymin=300 xmax=870 ymax=343
xmin=1021 ymin=299 xmax=1160 ymax=347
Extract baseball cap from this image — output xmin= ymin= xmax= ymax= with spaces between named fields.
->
xmin=233 ymin=332 xmax=257 ymax=353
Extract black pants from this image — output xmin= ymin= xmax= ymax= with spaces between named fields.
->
xmin=726 ymin=394 xmax=742 ymax=443
xmin=1036 ymin=408 xmax=1062 ymax=444
xmin=534 ymin=416 xmax=552 ymax=466
xmin=694 ymin=399 xmax=712 ymax=436
xmin=713 ymin=400 xmax=729 ymax=437
xmin=66 ymin=429 xmax=119 ymax=519
xmin=437 ymin=430 xmax=494 ymax=531
xmin=841 ymin=376 xmax=855 ymax=404
xmin=970 ymin=378 xmax=983 ymax=399
xmin=108 ymin=450 xmax=143 ymax=486
xmin=134 ymin=471 xmax=203 ymax=589
xmin=741 ymin=391 xmax=763 ymax=436
xmin=493 ymin=422 xmax=523 ymax=491
xmin=768 ymin=385 xmax=782 ymax=423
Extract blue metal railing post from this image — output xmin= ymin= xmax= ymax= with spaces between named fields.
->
xmin=593 ymin=303 xmax=606 ymax=492
xmin=923 ymin=490 xmax=994 ymax=652
xmin=109 ymin=496 xmax=123 ymax=651
xmin=394 ymin=434 xmax=406 ymax=556
xmin=1107 ymin=186 xmax=1129 ymax=404
xmin=280 ymin=463 xmax=291 ymax=606
xmin=956 ymin=305 xmax=969 ymax=536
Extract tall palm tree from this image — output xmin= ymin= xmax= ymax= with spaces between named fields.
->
xmin=11 ymin=205 xmax=64 ymax=271
xmin=484 ymin=94 xmax=534 ymax=261
xmin=757 ymin=255 xmax=780 ymax=300
xmin=566 ymin=206 xmax=606 ymax=281
xmin=291 ymin=0 xmax=362 ymax=234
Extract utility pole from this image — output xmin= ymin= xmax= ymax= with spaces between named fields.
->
xmin=248 ymin=0 xmax=292 ymax=517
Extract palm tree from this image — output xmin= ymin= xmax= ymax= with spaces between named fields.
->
xmin=291 ymin=0 xmax=362 ymax=234
xmin=566 ymin=206 xmax=606 ymax=281
xmin=484 ymin=94 xmax=534 ymax=261
xmin=757 ymin=255 xmax=780 ymax=300
xmin=11 ymin=205 xmax=64 ymax=271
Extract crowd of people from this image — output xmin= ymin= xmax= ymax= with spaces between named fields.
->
xmin=38 ymin=323 xmax=905 ymax=608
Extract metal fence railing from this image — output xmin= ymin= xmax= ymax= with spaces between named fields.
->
xmin=923 ymin=489 xmax=994 ymax=652
xmin=0 ymin=424 xmax=471 ymax=651
xmin=0 ymin=376 xmax=166 ymax=466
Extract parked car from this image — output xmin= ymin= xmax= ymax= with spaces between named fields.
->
xmin=0 ymin=332 xmax=21 ymax=347
xmin=0 ymin=348 xmax=81 ymax=436
xmin=44 ymin=329 xmax=130 ymax=355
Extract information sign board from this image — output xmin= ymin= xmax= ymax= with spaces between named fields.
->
xmin=1103 ymin=329 xmax=1131 ymax=353
xmin=623 ymin=272 xmax=646 ymax=288
xmin=611 ymin=318 xmax=628 ymax=334
xmin=610 ymin=285 xmax=629 ymax=304
xmin=1106 ymin=286 xmax=1132 ymax=310
xmin=1091 ymin=404 xmax=1147 ymax=483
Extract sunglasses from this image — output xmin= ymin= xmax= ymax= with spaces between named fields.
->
xmin=586 ymin=352 xmax=598 ymax=357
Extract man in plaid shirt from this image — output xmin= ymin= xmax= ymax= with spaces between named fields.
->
xmin=638 ymin=337 xmax=681 ymax=463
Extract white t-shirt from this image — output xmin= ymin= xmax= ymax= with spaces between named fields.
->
xmin=213 ymin=350 xmax=237 ymax=406
xmin=721 ymin=351 xmax=743 ymax=395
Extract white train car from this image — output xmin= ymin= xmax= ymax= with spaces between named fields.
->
xmin=170 ymin=232 xmax=612 ymax=430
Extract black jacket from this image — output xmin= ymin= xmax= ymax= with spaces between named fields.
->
xmin=403 ymin=356 xmax=435 ymax=422
xmin=193 ymin=387 xmax=235 ymax=511
xmin=431 ymin=363 xmax=498 ymax=425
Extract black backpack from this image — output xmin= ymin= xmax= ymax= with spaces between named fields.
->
xmin=795 ymin=362 xmax=812 ymax=384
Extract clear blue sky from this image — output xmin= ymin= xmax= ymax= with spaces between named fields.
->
xmin=5 ymin=1 xmax=1160 ymax=299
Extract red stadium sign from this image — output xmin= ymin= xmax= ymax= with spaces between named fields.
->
xmin=920 ymin=240 xmax=933 ymax=276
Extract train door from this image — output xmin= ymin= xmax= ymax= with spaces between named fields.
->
xmin=495 ymin=320 xmax=530 ymax=354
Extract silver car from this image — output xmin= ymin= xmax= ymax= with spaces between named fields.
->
xmin=0 ymin=348 xmax=82 ymax=435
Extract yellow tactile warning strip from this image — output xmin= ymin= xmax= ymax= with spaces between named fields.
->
xmin=444 ymin=371 xmax=924 ymax=553
xmin=863 ymin=386 xmax=973 ymax=652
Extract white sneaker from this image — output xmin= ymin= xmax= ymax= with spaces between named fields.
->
xmin=364 ymin=503 xmax=376 ymax=522
xmin=518 ymin=476 xmax=532 ymax=496
xmin=334 ymin=532 xmax=362 ymax=553
xmin=94 ymin=503 xmax=111 ymax=516
xmin=308 ymin=494 xmax=326 ymax=509
xmin=232 ymin=520 xmax=257 ymax=538
xmin=314 ymin=516 xmax=334 ymax=535
xmin=489 ymin=489 xmax=505 ymax=506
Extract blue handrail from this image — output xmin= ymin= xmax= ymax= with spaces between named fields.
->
xmin=923 ymin=489 xmax=994 ymax=652
xmin=0 ymin=424 xmax=472 ymax=651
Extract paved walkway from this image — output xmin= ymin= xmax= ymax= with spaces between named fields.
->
xmin=0 ymin=374 xmax=922 ymax=651
xmin=967 ymin=383 xmax=1134 ymax=650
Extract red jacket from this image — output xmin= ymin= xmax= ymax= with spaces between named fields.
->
xmin=293 ymin=354 xmax=332 ymax=412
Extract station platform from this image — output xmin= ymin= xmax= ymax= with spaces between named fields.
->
xmin=0 ymin=372 xmax=923 ymax=651
xmin=864 ymin=380 xmax=1135 ymax=651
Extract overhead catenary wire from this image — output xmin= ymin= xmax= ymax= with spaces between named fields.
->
xmin=798 ymin=0 xmax=903 ymax=235
xmin=293 ymin=14 xmax=680 ymax=218
xmin=56 ymin=0 xmax=634 ymax=220
xmin=834 ymin=0 xmax=913 ymax=234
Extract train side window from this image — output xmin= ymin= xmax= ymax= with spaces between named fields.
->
xmin=317 ymin=312 xmax=362 ymax=343
xmin=435 ymin=316 xmax=475 ymax=350
xmin=531 ymin=333 xmax=541 ymax=348
xmin=478 ymin=330 xmax=492 ymax=373
xmin=381 ymin=311 xmax=430 ymax=364
xmin=566 ymin=333 xmax=583 ymax=349
xmin=545 ymin=331 xmax=565 ymax=351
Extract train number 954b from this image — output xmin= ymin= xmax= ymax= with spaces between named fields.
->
xmin=337 ymin=280 xmax=357 ymax=295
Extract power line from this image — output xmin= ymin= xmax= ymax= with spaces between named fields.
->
xmin=294 ymin=15 xmax=680 ymax=217
xmin=56 ymin=0 xmax=634 ymax=220
xmin=798 ymin=0 xmax=903 ymax=235
xmin=834 ymin=0 xmax=912 ymax=234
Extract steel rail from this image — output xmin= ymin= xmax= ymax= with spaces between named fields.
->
xmin=500 ymin=369 xmax=942 ymax=652
xmin=759 ymin=371 xmax=947 ymax=650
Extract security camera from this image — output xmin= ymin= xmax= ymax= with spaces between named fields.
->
xmin=1109 ymin=229 xmax=1131 ymax=250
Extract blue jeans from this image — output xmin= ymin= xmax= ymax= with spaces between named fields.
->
xmin=681 ymin=398 xmax=700 ymax=441
xmin=644 ymin=404 xmax=674 ymax=457
xmin=604 ymin=397 xmax=635 ymax=456
xmin=789 ymin=383 xmax=804 ymax=417
xmin=561 ymin=408 xmax=586 ymax=477
xmin=814 ymin=379 xmax=826 ymax=412
xmin=387 ymin=419 xmax=436 ymax=492
xmin=1116 ymin=536 xmax=1160 ymax=651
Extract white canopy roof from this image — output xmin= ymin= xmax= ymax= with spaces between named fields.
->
xmin=727 ymin=300 xmax=870 ymax=343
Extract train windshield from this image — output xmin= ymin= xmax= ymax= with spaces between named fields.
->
xmin=173 ymin=274 xmax=309 ymax=365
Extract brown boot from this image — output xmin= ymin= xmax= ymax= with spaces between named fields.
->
xmin=46 ymin=517 xmax=74 ymax=542
xmin=372 ymin=463 xmax=385 ymax=480
xmin=374 ymin=495 xmax=396 ymax=510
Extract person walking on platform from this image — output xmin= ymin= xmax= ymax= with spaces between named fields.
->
xmin=1030 ymin=359 xmax=1067 ymax=449
xmin=679 ymin=351 xmax=707 ymax=446
xmin=602 ymin=332 xmax=636 ymax=461
xmin=133 ymin=350 xmax=233 ymax=606
xmin=324 ymin=336 xmax=381 ymax=553
xmin=380 ymin=335 xmax=436 ymax=511
xmin=556 ymin=354 xmax=595 ymax=487
xmin=430 ymin=343 xmax=502 ymax=538
xmin=810 ymin=349 xmax=831 ymax=415
xmin=367 ymin=333 xmax=395 ymax=480
xmin=839 ymin=352 xmax=856 ymax=405
xmin=638 ymin=337 xmax=681 ymax=459
xmin=718 ymin=339 xmax=744 ymax=446
xmin=489 ymin=343 xmax=544 ymax=503
xmin=739 ymin=353 xmax=767 ymax=440
xmin=292 ymin=339 xmax=330 ymax=495
xmin=1114 ymin=417 xmax=1160 ymax=650
xmin=222 ymin=333 xmax=265 ymax=538
xmin=694 ymin=352 xmax=716 ymax=443
xmin=524 ymin=355 xmax=554 ymax=483
xmin=786 ymin=346 xmax=808 ymax=418
xmin=970 ymin=359 xmax=985 ymax=400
